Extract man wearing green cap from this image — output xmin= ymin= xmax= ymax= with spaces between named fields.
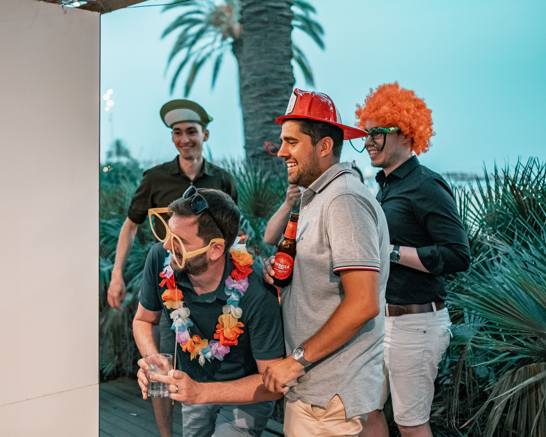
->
xmin=107 ymin=99 xmax=237 ymax=437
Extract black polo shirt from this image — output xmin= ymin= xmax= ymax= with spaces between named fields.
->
xmin=376 ymin=156 xmax=470 ymax=305
xmin=138 ymin=243 xmax=285 ymax=383
xmin=128 ymin=156 xmax=238 ymax=239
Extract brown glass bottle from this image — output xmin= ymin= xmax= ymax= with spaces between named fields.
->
xmin=273 ymin=212 xmax=299 ymax=287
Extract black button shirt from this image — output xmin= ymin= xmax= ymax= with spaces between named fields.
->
xmin=127 ymin=156 xmax=238 ymax=239
xmin=376 ymin=156 xmax=470 ymax=305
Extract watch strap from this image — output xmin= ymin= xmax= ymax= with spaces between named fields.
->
xmin=390 ymin=245 xmax=401 ymax=263
xmin=292 ymin=345 xmax=313 ymax=368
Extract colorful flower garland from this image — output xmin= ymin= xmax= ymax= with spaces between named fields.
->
xmin=159 ymin=238 xmax=254 ymax=366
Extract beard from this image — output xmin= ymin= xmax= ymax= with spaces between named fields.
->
xmin=171 ymin=251 xmax=209 ymax=276
xmin=288 ymin=152 xmax=322 ymax=188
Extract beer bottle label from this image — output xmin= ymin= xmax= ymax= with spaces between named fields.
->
xmin=273 ymin=252 xmax=294 ymax=280
xmin=284 ymin=221 xmax=298 ymax=239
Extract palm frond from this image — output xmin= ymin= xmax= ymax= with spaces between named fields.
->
xmin=184 ymin=48 xmax=215 ymax=96
xmin=211 ymin=48 xmax=226 ymax=88
xmin=292 ymin=20 xmax=325 ymax=50
xmin=167 ymin=22 xmax=210 ymax=67
xmin=161 ymin=0 xmax=195 ymax=12
xmin=292 ymin=0 xmax=317 ymax=14
xmin=292 ymin=44 xmax=314 ymax=86
xmin=463 ymin=363 xmax=546 ymax=437
xmin=99 ymin=218 xmax=123 ymax=260
xmin=293 ymin=12 xmax=324 ymax=37
xmin=169 ymin=52 xmax=195 ymax=94
xmin=161 ymin=12 xmax=205 ymax=39
xmin=444 ymin=158 xmax=546 ymax=434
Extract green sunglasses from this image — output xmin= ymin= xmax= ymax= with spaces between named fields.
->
xmin=364 ymin=126 xmax=401 ymax=151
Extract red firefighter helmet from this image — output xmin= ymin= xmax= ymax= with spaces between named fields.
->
xmin=275 ymin=89 xmax=366 ymax=140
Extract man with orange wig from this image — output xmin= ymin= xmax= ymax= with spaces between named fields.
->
xmin=356 ymin=83 xmax=470 ymax=437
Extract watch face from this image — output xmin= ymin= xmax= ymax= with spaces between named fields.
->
xmin=293 ymin=346 xmax=304 ymax=359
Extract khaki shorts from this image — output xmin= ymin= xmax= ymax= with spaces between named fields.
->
xmin=380 ymin=308 xmax=451 ymax=426
xmin=284 ymin=395 xmax=362 ymax=437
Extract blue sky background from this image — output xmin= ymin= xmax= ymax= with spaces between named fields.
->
xmin=101 ymin=0 xmax=546 ymax=177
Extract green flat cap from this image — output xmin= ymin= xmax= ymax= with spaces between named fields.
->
xmin=160 ymin=99 xmax=213 ymax=128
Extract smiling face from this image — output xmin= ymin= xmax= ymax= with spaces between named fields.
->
xmin=163 ymin=215 xmax=209 ymax=275
xmin=171 ymin=122 xmax=209 ymax=161
xmin=278 ymin=121 xmax=323 ymax=188
xmin=365 ymin=119 xmax=412 ymax=174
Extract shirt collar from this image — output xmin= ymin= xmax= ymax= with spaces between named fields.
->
xmin=174 ymin=254 xmax=231 ymax=302
xmin=376 ymin=155 xmax=420 ymax=183
xmin=170 ymin=157 xmax=215 ymax=178
xmin=201 ymin=159 xmax=215 ymax=177
xmin=308 ymin=162 xmax=353 ymax=194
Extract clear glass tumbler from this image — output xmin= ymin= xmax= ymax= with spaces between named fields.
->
xmin=145 ymin=353 xmax=173 ymax=398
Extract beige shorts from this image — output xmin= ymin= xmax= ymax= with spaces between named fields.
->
xmin=284 ymin=395 xmax=362 ymax=437
xmin=379 ymin=308 xmax=451 ymax=426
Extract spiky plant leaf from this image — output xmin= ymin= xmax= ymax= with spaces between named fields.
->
xmin=444 ymin=159 xmax=546 ymax=436
xmin=211 ymin=49 xmax=225 ymax=88
xmin=292 ymin=44 xmax=314 ymax=86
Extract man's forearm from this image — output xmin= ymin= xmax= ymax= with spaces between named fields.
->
xmin=112 ymin=218 xmax=139 ymax=278
xmin=396 ymin=245 xmax=430 ymax=273
xmin=302 ymin=299 xmax=378 ymax=363
xmin=197 ymin=374 xmax=283 ymax=405
xmin=133 ymin=319 xmax=160 ymax=357
xmin=264 ymin=202 xmax=292 ymax=245
xmin=302 ymin=270 xmax=380 ymax=363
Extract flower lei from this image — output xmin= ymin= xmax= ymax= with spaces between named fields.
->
xmin=159 ymin=238 xmax=254 ymax=366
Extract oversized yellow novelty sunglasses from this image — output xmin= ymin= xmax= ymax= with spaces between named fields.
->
xmin=148 ymin=207 xmax=224 ymax=269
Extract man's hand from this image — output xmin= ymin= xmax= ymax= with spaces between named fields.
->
xmin=137 ymin=357 xmax=151 ymax=399
xmin=263 ymin=357 xmax=304 ymax=394
xmin=285 ymin=184 xmax=302 ymax=209
xmin=151 ymin=370 xmax=202 ymax=405
xmin=107 ymin=274 xmax=126 ymax=310
xmin=262 ymin=256 xmax=275 ymax=285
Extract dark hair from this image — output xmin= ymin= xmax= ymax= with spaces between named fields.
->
xmin=172 ymin=122 xmax=205 ymax=132
xmin=290 ymin=119 xmax=344 ymax=160
xmin=168 ymin=189 xmax=240 ymax=253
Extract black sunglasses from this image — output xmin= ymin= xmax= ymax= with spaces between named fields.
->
xmin=182 ymin=186 xmax=226 ymax=239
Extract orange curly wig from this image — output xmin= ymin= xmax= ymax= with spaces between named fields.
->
xmin=355 ymin=83 xmax=434 ymax=155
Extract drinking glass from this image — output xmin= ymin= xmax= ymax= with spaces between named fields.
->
xmin=145 ymin=353 xmax=173 ymax=398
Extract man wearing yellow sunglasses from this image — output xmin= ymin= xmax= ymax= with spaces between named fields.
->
xmin=106 ymin=99 xmax=238 ymax=436
xmin=134 ymin=188 xmax=285 ymax=437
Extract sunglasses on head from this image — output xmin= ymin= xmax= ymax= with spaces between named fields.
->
xmin=182 ymin=185 xmax=226 ymax=239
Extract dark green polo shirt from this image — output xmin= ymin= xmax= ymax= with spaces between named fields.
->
xmin=128 ymin=156 xmax=238 ymax=239
xmin=138 ymin=243 xmax=285 ymax=383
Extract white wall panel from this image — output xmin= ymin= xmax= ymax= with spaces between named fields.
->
xmin=0 ymin=385 xmax=98 ymax=437
xmin=0 ymin=0 xmax=99 ymax=434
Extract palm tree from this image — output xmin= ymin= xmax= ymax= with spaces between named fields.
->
xmin=161 ymin=0 xmax=324 ymax=166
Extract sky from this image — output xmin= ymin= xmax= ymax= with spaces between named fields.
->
xmin=100 ymin=0 xmax=546 ymax=177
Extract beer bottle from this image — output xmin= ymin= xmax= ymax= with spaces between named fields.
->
xmin=273 ymin=212 xmax=299 ymax=287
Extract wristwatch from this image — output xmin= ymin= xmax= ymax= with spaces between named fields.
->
xmin=390 ymin=245 xmax=401 ymax=264
xmin=292 ymin=345 xmax=313 ymax=368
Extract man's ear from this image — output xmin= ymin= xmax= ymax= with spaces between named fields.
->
xmin=319 ymin=136 xmax=334 ymax=158
xmin=402 ymin=133 xmax=412 ymax=149
xmin=209 ymin=242 xmax=225 ymax=261
xmin=203 ymin=128 xmax=210 ymax=142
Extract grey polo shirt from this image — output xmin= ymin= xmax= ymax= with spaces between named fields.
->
xmin=282 ymin=162 xmax=390 ymax=418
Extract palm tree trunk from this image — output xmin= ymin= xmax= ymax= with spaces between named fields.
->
xmin=235 ymin=0 xmax=294 ymax=169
